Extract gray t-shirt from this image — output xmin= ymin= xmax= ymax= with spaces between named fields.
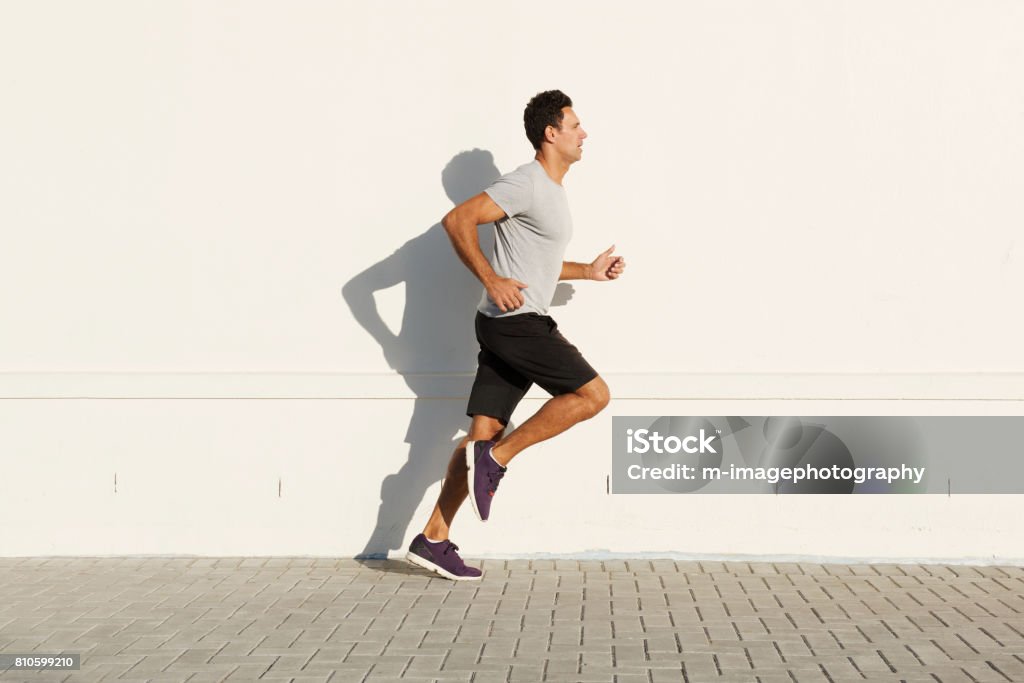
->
xmin=478 ymin=160 xmax=573 ymax=318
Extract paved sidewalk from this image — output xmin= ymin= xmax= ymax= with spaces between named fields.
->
xmin=0 ymin=558 xmax=1022 ymax=682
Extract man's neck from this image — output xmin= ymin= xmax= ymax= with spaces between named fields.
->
xmin=534 ymin=152 xmax=570 ymax=186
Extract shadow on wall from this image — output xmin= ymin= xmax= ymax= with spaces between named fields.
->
xmin=342 ymin=149 xmax=576 ymax=559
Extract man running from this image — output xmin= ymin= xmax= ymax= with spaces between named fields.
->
xmin=406 ymin=90 xmax=626 ymax=580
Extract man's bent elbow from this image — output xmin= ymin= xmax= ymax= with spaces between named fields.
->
xmin=442 ymin=209 xmax=470 ymax=237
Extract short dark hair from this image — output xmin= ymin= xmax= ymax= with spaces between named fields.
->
xmin=524 ymin=90 xmax=573 ymax=150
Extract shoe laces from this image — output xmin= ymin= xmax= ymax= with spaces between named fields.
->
xmin=443 ymin=542 xmax=459 ymax=556
xmin=487 ymin=468 xmax=506 ymax=494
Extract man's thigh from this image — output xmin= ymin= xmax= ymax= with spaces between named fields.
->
xmin=465 ymin=346 xmax=531 ymax=427
xmin=475 ymin=312 xmax=598 ymax=397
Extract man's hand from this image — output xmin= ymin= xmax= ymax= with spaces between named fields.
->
xmin=485 ymin=277 xmax=529 ymax=313
xmin=589 ymin=245 xmax=626 ymax=281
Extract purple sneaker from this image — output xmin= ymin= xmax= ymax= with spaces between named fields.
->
xmin=405 ymin=533 xmax=482 ymax=581
xmin=466 ymin=440 xmax=507 ymax=522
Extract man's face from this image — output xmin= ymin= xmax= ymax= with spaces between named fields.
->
xmin=548 ymin=107 xmax=587 ymax=162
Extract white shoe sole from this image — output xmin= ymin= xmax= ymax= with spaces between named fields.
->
xmin=466 ymin=440 xmax=485 ymax=522
xmin=405 ymin=550 xmax=482 ymax=581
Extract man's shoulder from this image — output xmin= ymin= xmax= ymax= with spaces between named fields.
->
xmin=484 ymin=161 xmax=540 ymax=218
xmin=500 ymin=160 xmax=540 ymax=181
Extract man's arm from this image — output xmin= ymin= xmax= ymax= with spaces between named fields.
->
xmin=559 ymin=261 xmax=594 ymax=281
xmin=560 ymin=245 xmax=626 ymax=281
xmin=442 ymin=192 xmax=530 ymax=313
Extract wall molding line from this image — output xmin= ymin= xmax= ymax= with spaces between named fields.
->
xmin=2 ymin=372 xmax=1023 ymax=401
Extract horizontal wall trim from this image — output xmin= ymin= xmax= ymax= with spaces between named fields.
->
xmin=1 ymin=373 xmax=1023 ymax=400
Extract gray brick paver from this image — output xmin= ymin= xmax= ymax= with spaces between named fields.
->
xmin=2 ymin=559 xmax=1023 ymax=682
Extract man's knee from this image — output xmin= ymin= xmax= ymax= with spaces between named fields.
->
xmin=576 ymin=376 xmax=610 ymax=418
xmin=449 ymin=416 xmax=504 ymax=479
xmin=468 ymin=415 xmax=506 ymax=442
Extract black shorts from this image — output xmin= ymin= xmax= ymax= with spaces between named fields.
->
xmin=466 ymin=311 xmax=599 ymax=426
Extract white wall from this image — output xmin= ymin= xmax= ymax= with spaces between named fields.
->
xmin=1 ymin=1 xmax=1022 ymax=559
